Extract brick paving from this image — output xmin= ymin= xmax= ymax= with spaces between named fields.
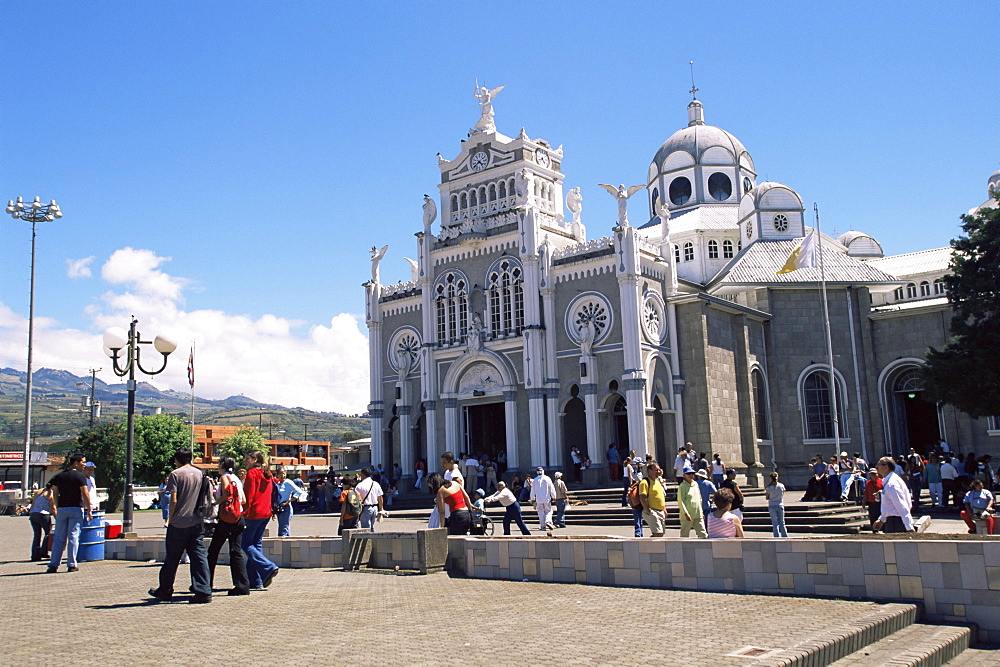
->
xmin=0 ymin=512 xmax=989 ymax=665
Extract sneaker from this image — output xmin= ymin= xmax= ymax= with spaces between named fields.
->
xmin=148 ymin=587 xmax=173 ymax=601
xmin=262 ymin=568 xmax=278 ymax=588
xmin=67 ymin=566 xmax=79 ymax=572
xmin=46 ymin=567 xmax=58 ymax=574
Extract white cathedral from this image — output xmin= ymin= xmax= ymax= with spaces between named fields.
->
xmin=364 ymin=85 xmax=999 ymax=488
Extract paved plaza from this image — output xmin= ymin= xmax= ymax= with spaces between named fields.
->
xmin=1 ymin=510 xmax=996 ymax=665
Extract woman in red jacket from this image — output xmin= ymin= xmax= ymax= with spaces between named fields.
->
xmin=240 ymin=450 xmax=279 ymax=590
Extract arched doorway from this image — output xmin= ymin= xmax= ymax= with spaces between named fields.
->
xmin=414 ymin=408 xmax=426 ymax=472
xmin=887 ymin=366 xmax=940 ymax=455
xmin=563 ymin=385 xmax=587 ymax=468
xmin=651 ymin=395 xmax=666 ymax=464
xmin=610 ymin=394 xmax=629 ymax=454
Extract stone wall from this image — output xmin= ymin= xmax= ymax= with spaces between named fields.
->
xmin=105 ymin=536 xmax=344 ymax=569
xmin=450 ymin=536 xmax=1000 ymax=643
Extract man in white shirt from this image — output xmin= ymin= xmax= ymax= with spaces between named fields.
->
xmin=673 ymin=447 xmax=689 ymax=483
xmin=873 ymin=456 xmax=915 ymax=533
xmin=940 ymin=456 xmax=959 ymax=509
xmin=529 ymin=466 xmax=556 ymax=531
xmin=464 ymin=454 xmax=479 ymax=494
xmin=483 ymin=481 xmax=531 ymax=535
xmin=83 ymin=462 xmax=100 ymax=512
xmin=354 ymin=467 xmax=385 ymax=531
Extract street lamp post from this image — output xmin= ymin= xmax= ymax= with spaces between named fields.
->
xmin=103 ymin=318 xmax=176 ymax=533
xmin=5 ymin=196 xmax=62 ymax=495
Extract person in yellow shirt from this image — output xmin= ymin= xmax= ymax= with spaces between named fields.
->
xmin=638 ymin=462 xmax=669 ymax=537
xmin=678 ymin=466 xmax=707 ymax=538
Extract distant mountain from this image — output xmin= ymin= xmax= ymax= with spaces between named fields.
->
xmin=0 ymin=367 xmax=369 ymax=444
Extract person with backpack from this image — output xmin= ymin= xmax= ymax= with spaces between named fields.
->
xmin=206 ymin=456 xmax=250 ymax=596
xmin=240 ymin=450 xmax=279 ymax=591
xmin=637 ymin=462 xmax=669 ymax=537
xmin=338 ymin=476 xmax=362 ymax=535
xmin=148 ymin=448 xmax=212 ymax=603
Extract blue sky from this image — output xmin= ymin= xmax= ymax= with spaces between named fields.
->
xmin=1 ymin=1 xmax=997 ymax=414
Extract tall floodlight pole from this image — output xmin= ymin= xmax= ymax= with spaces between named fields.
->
xmin=103 ymin=319 xmax=176 ymax=533
xmin=5 ymin=196 xmax=62 ymax=495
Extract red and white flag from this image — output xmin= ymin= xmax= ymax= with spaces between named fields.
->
xmin=187 ymin=345 xmax=195 ymax=388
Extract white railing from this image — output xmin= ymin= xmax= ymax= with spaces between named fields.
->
xmin=551 ymin=236 xmax=614 ymax=260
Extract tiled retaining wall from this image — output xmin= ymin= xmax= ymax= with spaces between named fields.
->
xmin=450 ymin=537 xmax=1000 ymax=644
xmin=106 ymin=536 xmax=344 ymax=569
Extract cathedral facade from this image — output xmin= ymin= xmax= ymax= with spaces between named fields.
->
xmin=364 ymin=87 xmax=999 ymax=487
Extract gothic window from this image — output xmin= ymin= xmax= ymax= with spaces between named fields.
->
xmin=933 ymin=278 xmax=945 ymax=295
xmin=802 ymin=370 xmax=847 ymax=440
xmin=708 ymin=240 xmax=719 ymax=259
xmin=486 ymin=258 xmax=524 ymax=338
xmin=488 ymin=184 xmax=497 ymax=201
xmin=683 ymin=242 xmax=694 ymax=262
xmin=470 ymin=190 xmax=478 ymax=207
xmin=674 ymin=244 xmax=681 ymax=264
xmin=479 ymin=186 xmax=487 ymax=205
xmin=460 ymin=193 xmax=468 ymax=209
xmin=566 ymin=292 xmax=613 ymax=346
xmin=451 ymin=195 xmax=458 ymax=213
xmin=751 ymin=368 xmax=771 ymax=440
xmin=737 ymin=237 xmax=742 ymax=252
xmin=433 ymin=271 xmax=469 ymax=346
xmin=723 ymin=239 xmax=734 ymax=258
xmin=919 ymin=281 xmax=930 ymax=297
xmin=906 ymin=283 xmax=916 ymax=299
xmin=498 ymin=180 xmax=507 ymax=199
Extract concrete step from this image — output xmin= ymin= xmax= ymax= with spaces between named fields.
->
xmin=942 ymin=647 xmax=1000 ymax=665
xmin=829 ymin=623 xmax=971 ymax=666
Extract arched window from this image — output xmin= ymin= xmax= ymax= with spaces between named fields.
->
xmin=450 ymin=195 xmax=459 ymax=213
xmin=933 ymin=278 xmax=945 ymax=295
xmin=434 ymin=271 xmax=469 ymax=346
xmin=470 ymin=190 xmax=478 ymax=207
xmin=478 ymin=186 xmax=487 ymax=205
xmin=708 ymin=240 xmax=719 ymax=259
xmin=486 ymin=258 xmax=524 ymax=337
xmin=498 ymin=180 xmax=507 ymax=199
xmin=893 ymin=287 xmax=904 ymax=301
xmin=460 ymin=193 xmax=468 ymax=209
xmin=919 ymin=281 xmax=930 ymax=297
xmin=488 ymin=184 xmax=497 ymax=202
xmin=651 ymin=187 xmax=660 ymax=213
xmin=723 ymin=239 xmax=734 ymax=258
xmin=906 ymin=283 xmax=916 ymax=299
xmin=802 ymin=369 xmax=847 ymax=440
xmin=683 ymin=242 xmax=694 ymax=262
xmin=674 ymin=244 xmax=681 ymax=265
xmin=751 ymin=368 xmax=771 ymax=440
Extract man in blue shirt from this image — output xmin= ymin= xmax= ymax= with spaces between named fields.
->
xmin=695 ymin=470 xmax=717 ymax=531
xmin=606 ymin=444 xmax=621 ymax=483
xmin=273 ymin=466 xmax=299 ymax=537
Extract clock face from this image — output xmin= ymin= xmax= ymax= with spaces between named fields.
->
xmin=535 ymin=148 xmax=550 ymax=168
xmin=470 ymin=151 xmax=489 ymax=172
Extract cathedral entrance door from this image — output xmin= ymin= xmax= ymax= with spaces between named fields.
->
xmin=611 ymin=395 xmax=629 ymax=454
xmin=462 ymin=402 xmax=507 ymax=464
xmin=889 ymin=367 xmax=941 ymax=456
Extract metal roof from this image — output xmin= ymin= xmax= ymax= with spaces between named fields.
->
xmin=653 ymin=124 xmax=748 ymax=170
xmin=639 ymin=204 xmax=738 ymax=232
xmin=710 ymin=238 xmax=901 ymax=287
xmin=865 ymin=247 xmax=953 ymax=277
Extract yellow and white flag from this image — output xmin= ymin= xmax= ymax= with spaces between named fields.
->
xmin=777 ymin=229 xmax=818 ymax=274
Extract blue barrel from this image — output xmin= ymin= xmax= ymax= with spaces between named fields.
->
xmin=77 ymin=511 xmax=105 ymax=562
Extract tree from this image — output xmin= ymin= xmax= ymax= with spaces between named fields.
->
xmin=339 ymin=430 xmax=368 ymax=443
xmin=219 ymin=426 xmax=269 ymax=467
xmin=923 ymin=194 xmax=1000 ymax=418
xmin=134 ymin=414 xmax=191 ymax=486
xmin=75 ymin=421 xmax=127 ymax=512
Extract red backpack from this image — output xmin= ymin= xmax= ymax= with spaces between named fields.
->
xmin=218 ymin=476 xmax=243 ymax=524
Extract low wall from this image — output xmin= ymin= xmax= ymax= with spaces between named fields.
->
xmin=106 ymin=536 xmax=344 ymax=569
xmin=450 ymin=536 xmax=1000 ymax=644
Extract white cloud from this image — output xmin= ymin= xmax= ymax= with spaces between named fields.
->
xmin=66 ymin=256 xmax=95 ymax=279
xmin=0 ymin=248 xmax=371 ymax=414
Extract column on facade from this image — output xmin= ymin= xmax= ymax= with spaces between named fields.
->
xmin=443 ymin=397 xmax=460 ymax=455
xmin=366 ymin=283 xmax=385 ymax=468
xmin=423 ymin=401 xmax=438 ymax=471
xmin=397 ymin=400 xmax=413 ymax=479
xmin=503 ymin=390 xmax=520 ymax=472
xmin=527 ymin=387 xmax=548 ymax=467
xmin=667 ymin=301 xmax=686 ymax=449
xmin=616 ymin=227 xmax=650 ymax=459
xmin=541 ymin=279 xmax=563 ymax=467
xmin=582 ymin=380 xmax=600 ymax=462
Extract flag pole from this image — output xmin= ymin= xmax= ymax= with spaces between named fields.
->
xmin=188 ymin=341 xmax=196 ymax=448
xmin=814 ymin=203 xmax=841 ymax=460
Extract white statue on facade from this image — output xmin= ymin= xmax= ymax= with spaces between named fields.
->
xmin=656 ymin=203 xmax=671 ymax=240
xmin=599 ymin=183 xmax=645 ymax=227
xmin=472 ymin=82 xmax=505 ymax=135
xmin=370 ymin=245 xmax=388 ymax=284
xmin=578 ymin=318 xmax=595 ymax=356
xmin=566 ymin=187 xmax=583 ymax=223
xmin=396 ymin=347 xmax=413 ymax=383
xmin=657 ymin=203 xmax=678 ymax=292
xmin=466 ymin=314 xmax=486 ymax=353
xmin=403 ymin=257 xmax=419 ymax=283
xmin=514 ymin=168 xmax=531 ymax=206
xmin=422 ymin=194 xmax=437 ymax=232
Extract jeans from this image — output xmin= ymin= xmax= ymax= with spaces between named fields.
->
xmin=769 ymin=505 xmax=788 ymax=537
xmin=157 ymin=523 xmax=211 ymax=597
xmin=826 ymin=476 xmax=841 ymax=501
xmin=276 ymin=504 xmax=292 ymax=537
xmin=839 ymin=473 xmax=855 ymax=500
xmin=928 ymin=482 xmax=942 ymax=505
xmin=30 ymin=512 xmax=51 ymax=560
xmin=48 ymin=507 xmax=84 ymax=568
xmin=207 ymin=518 xmax=249 ymax=593
xmin=502 ymin=503 xmax=531 ymax=535
xmin=632 ymin=508 xmax=644 ymax=537
xmin=713 ymin=473 xmax=724 ymax=487
xmin=554 ymin=498 xmax=567 ymax=527
xmin=359 ymin=506 xmax=378 ymax=530
xmin=241 ymin=517 xmax=278 ymax=589
xmin=446 ymin=509 xmax=471 ymax=535
xmin=908 ymin=475 xmax=922 ymax=506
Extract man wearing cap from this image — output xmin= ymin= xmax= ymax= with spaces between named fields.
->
xmin=638 ymin=462 xmax=668 ymax=537
xmin=47 ymin=453 xmax=93 ymax=573
xmin=672 ymin=447 xmax=689 ymax=483
xmin=873 ymin=456 xmax=915 ymax=533
xmin=553 ymin=471 xmax=571 ymax=528
xmin=83 ymin=461 xmax=100 ymax=512
xmin=529 ymin=466 xmax=556 ymax=531
xmin=694 ymin=469 xmax=717 ymax=529
xmin=678 ymin=466 xmax=707 ymax=538
xmin=483 ymin=482 xmax=531 ymax=535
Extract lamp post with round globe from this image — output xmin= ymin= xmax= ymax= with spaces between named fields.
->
xmin=103 ymin=319 xmax=176 ymax=533
xmin=5 ymin=196 xmax=62 ymax=496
